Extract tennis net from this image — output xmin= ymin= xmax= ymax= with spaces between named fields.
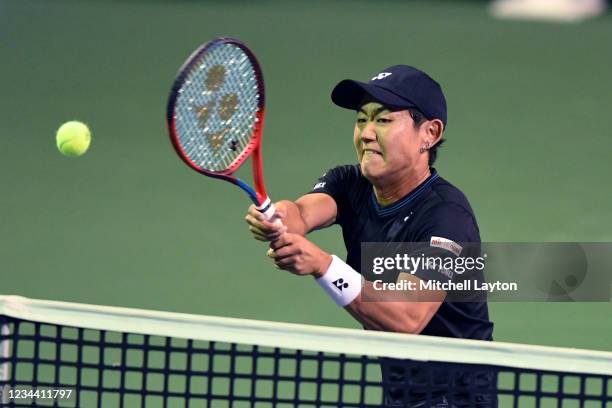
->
xmin=1 ymin=295 xmax=610 ymax=407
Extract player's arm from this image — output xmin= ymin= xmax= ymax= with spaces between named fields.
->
xmin=246 ymin=165 xmax=353 ymax=241
xmin=269 ymin=202 xmax=476 ymax=334
xmin=268 ymin=234 xmax=445 ymax=335
xmin=245 ymin=193 xmax=337 ymax=240
xmin=330 ymin=203 xmax=477 ymax=333
xmin=344 ymin=274 xmax=445 ymax=334
xmin=314 ymin=251 xmax=445 ymax=334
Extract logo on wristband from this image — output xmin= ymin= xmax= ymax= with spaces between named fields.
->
xmin=333 ymin=278 xmax=349 ymax=291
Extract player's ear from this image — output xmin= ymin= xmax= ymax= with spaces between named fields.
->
xmin=424 ymin=119 xmax=444 ymax=146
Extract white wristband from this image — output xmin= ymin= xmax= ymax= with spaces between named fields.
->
xmin=316 ymin=255 xmax=362 ymax=307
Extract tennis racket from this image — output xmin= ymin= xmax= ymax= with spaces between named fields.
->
xmin=166 ymin=37 xmax=278 ymax=221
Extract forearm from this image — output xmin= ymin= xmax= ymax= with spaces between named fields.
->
xmin=269 ymin=235 xmax=442 ymax=334
xmin=270 ymin=195 xmax=336 ymax=236
xmin=316 ymin=259 xmax=443 ymax=334
xmin=275 ymin=200 xmax=309 ymax=236
xmin=346 ymin=294 xmax=413 ymax=333
xmin=345 ymin=282 xmax=441 ymax=334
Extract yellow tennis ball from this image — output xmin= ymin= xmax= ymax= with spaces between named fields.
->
xmin=56 ymin=121 xmax=91 ymax=157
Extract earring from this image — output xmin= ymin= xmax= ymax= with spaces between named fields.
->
xmin=420 ymin=143 xmax=430 ymax=153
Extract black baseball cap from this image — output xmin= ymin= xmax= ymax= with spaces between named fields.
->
xmin=331 ymin=65 xmax=447 ymax=126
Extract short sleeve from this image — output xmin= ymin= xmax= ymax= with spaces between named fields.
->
xmin=414 ymin=202 xmax=480 ymax=245
xmin=305 ymin=165 xmax=358 ymax=225
xmin=399 ymin=203 xmax=481 ymax=284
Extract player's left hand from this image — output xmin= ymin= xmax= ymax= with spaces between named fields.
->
xmin=267 ymin=233 xmax=332 ymax=278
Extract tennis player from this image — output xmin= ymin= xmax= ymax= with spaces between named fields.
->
xmin=245 ymin=65 xmax=495 ymax=407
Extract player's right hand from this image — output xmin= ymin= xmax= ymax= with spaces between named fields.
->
xmin=245 ymin=202 xmax=288 ymax=242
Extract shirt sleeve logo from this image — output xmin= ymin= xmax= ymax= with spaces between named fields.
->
xmin=313 ymin=182 xmax=326 ymax=189
xmin=430 ymin=236 xmax=463 ymax=256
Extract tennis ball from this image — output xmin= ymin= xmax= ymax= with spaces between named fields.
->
xmin=56 ymin=121 xmax=91 ymax=157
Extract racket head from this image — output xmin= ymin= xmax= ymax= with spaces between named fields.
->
xmin=166 ymin=38 xmax=265 ymax=182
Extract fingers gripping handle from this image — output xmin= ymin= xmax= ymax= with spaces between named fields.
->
xmin=256 ymin=198 xmax=283 ymax=225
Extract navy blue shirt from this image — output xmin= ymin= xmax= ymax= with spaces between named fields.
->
xmin=308 ymin=165 xmax=493 ymax=341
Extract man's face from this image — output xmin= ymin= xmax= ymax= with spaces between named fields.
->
xmin=354 ymin=102 xmax=424 ymax=182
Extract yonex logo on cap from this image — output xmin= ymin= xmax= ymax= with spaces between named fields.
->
xmin=371 ymin=72 xmax=392 ymax=81
xmin=332 ymin=278 xmax=349 ymax=291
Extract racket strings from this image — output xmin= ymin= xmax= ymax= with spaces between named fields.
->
xmin=174 ymin=43 xmax=261 ymax=172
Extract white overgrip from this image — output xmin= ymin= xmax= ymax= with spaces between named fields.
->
xmin=256 ymin=197 xmax=283 ymax=225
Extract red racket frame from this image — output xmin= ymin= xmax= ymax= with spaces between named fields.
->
xmin=166 ymin=38 xmax=270 ymax=207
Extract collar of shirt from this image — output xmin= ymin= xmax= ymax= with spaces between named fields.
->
xmin=370 ymin=169 xmax=440 ymax=216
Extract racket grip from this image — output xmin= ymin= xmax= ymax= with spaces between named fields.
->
xmin=256 ymin=198 xmax=283 ymax=225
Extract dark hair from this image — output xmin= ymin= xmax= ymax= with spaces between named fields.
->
xmin=408 ymin=108 xmax=445 ymax=166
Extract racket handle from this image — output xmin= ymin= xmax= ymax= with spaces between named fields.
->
xmin=256 ymin=198 xmax=283 ymax=225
